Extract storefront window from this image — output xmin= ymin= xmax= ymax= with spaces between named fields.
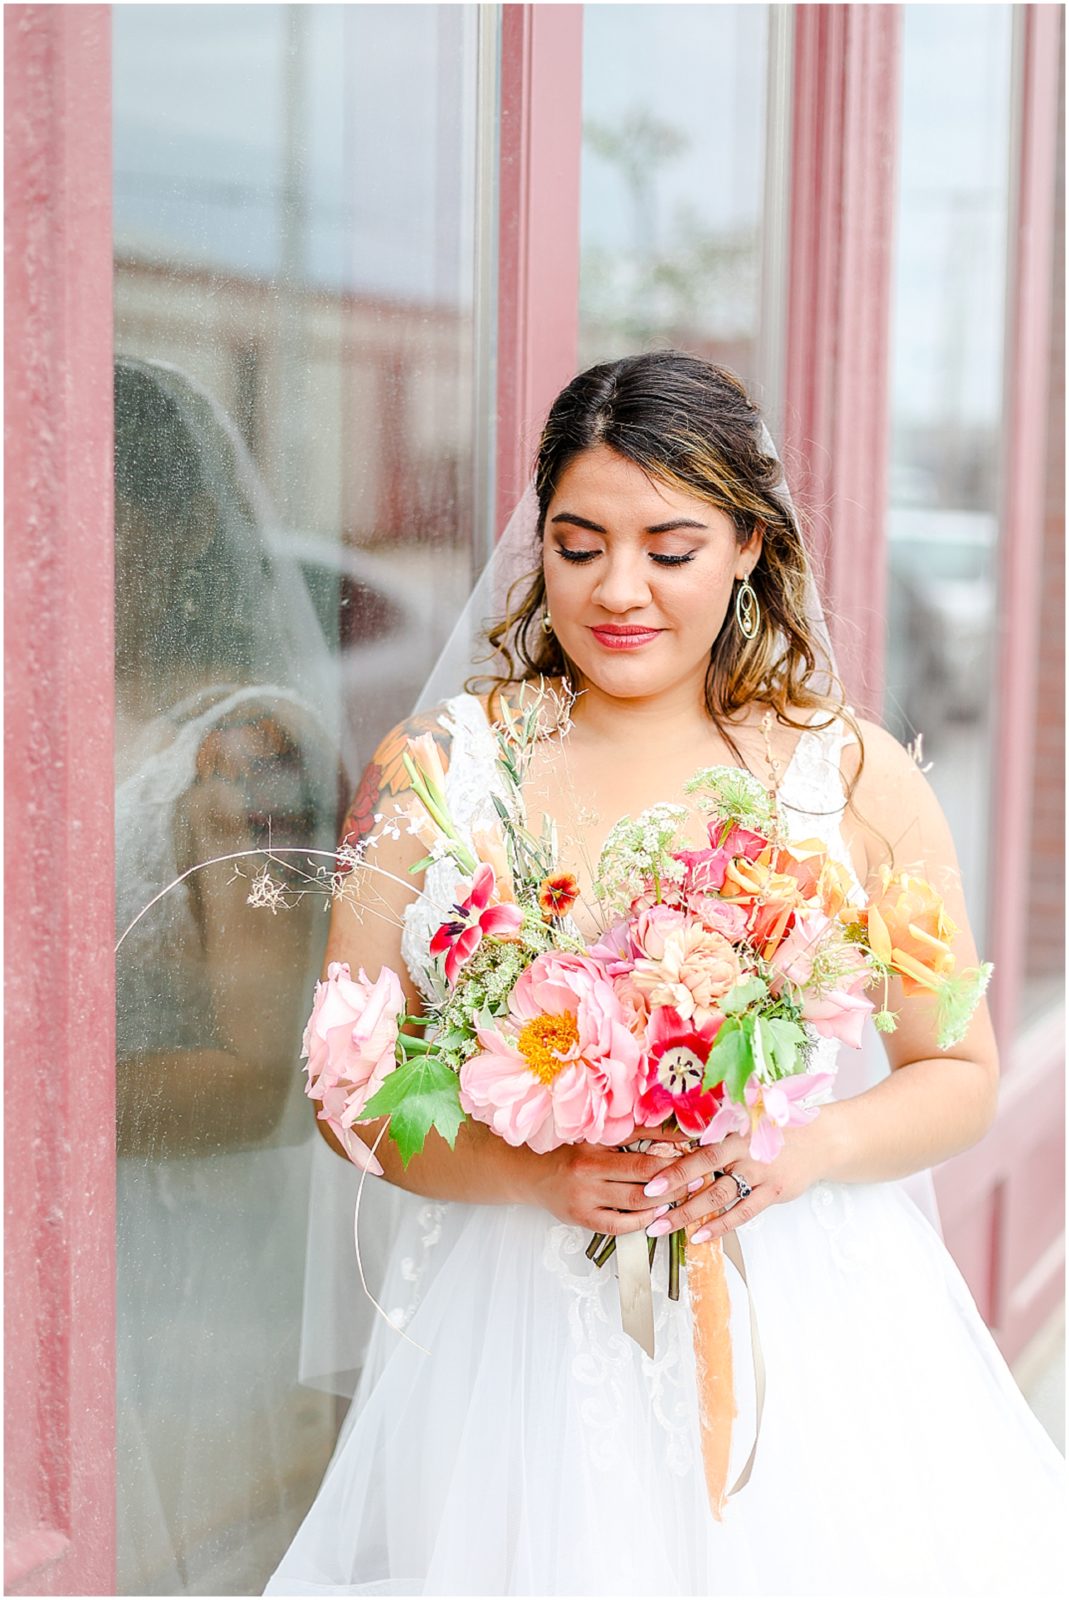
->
xmin=884 ymin=3 xmax=1014 ymax=940
xmin=113 ymin=4 xmax=486 ymax=1591
xmin=578 ymin=3 xmax=777 ymax=403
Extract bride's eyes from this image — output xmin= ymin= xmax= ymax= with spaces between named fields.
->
xmin=553 ymin=547 xmax=696 ymax=568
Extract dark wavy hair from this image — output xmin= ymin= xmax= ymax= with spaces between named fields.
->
xmin=470 ymin=350 xmax=868 ymax=813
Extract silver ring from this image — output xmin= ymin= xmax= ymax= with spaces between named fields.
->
xmin=727 ymin=1169 xmax=752 ymax=1201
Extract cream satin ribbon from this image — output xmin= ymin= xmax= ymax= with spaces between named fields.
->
xmin=616 ymin=1220 xmax=766 ymax=1517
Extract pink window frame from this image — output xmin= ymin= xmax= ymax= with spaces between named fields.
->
xmin=4 ymin=5 xmax=116 ymax=1594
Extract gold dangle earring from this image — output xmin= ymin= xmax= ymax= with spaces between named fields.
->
xmin=734 ymin=572 xmax=760 ymax=640
xmin=541 ymin=605 xmax=554 ymax=637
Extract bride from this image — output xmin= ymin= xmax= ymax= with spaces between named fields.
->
xmin=266 ymin=351 xmax=1066 ymax=1597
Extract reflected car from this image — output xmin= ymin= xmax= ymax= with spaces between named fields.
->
xmin=883 ymin=509 xmax=996 ymax=743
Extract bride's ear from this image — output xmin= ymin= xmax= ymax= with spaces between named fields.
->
xmin=735 ymin=519 xmax=764 ymax=577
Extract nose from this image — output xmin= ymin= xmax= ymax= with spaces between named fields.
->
xmin=591 ymin=551 xmax=653 ymax=615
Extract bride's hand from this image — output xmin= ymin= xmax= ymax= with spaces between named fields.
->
xmin=527 ymin=1119 xmax=690 ymax=1234
xmin=641 ymin=1125 xmax=826 ymax=1244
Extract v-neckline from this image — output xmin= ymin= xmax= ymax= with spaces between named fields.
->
xmin=463 ymin=690 xmax=826 ymax=829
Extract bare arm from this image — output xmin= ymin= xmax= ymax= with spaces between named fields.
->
xmin=809 ymin=718 xmax=1000 ymax=1184
xmin=320 ymin=712 xmax=678 ymax=1235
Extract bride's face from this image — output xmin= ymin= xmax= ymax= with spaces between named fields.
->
xmin=541 ymin=443 xmax=762 ymax=704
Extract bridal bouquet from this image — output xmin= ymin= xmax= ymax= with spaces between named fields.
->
xmin=301 ymin=688 xmax=992 ymax=1517
xmin=304 ymin=693 xmax=991 ymax=1189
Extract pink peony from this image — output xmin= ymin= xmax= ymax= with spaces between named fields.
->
xmin=429 ymin=862 xmax=524 ymax=987
xmin=700 ymin=1067 xmax=836 ymax=1163
xmin=459 ymin=951 xmax=644 ymax=1151
xmin=630 ymin=907 xmax=742 ymax=1028
xmin=301 ymin=961 xmax=405 ymax=1173
xmin=637 ymin=1005 xmax=724 ymax=1137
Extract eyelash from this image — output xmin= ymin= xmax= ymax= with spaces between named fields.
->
xmin=554 ymin=548 xmax=696 ymax=568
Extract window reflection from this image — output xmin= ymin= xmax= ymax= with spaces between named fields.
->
xmin=579 ymin=2 xmax=771 ymax=388
xmin=113 ymin=4 xmax=484 ymax=1590
xmin=884 ymin=3 xmax=1014 ymax=939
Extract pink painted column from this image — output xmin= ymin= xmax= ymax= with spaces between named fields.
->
xmin=986 ymin=5 xmax=1062 ymax=1046
xmin=495 ymin=3 xmax=583 ymax=535
xmin=783 ymin=5 xmax=901 ymax=718
xmin=4 ymin=6 xmax=116 ymax=1594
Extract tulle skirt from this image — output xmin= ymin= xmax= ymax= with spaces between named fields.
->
xmin=265 ymin=1176 xmax=1067 ymax=1597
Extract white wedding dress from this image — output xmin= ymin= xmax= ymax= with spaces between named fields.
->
xmin=266 ymin=694 xmax=1067 ymax=1598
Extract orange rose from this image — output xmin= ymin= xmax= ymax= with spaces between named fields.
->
xmin=816 ymin=855 xmax=856 ymax=919
xmin=719 ymin=848 xmax=810 ymax=956
xmin=860 ymin=867 xmax=958 ymax=996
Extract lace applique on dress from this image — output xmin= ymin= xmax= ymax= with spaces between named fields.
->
xmin=809 ymin=1180 xmax=869 ymax=1274
xmin=387 ymin=1201 xmax=448 ymax=1329
xmin=542 ymin=1223 xmax=696 ymax=1478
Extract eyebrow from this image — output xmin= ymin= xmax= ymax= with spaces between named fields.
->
xmin=549 ymin=513 xmax=709 ymax=534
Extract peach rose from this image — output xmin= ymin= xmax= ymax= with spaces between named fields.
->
xmin=859 ymin=867 xmax=958 ymax=996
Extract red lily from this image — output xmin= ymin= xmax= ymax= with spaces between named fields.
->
xmin=430 ymin=862 xmax=523 ymax=987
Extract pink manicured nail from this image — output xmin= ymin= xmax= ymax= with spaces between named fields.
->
xmin=652 ymin=1203 xmax=671 ymax=1218
xmin=643 ymin=1175 xmax=668 ymax=1197
xmin=687 ymin=1178 xmax=704 ymax=1193
xmin=690 ymin=1226 xmax=713 ymax=1244
xmin=646 ymin=1217 xmax=672 ymax=1237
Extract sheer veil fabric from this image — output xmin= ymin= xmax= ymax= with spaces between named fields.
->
xmin=296 ymin=420 xmax=942 ymax=1404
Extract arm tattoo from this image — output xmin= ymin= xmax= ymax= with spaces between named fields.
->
xmin=338 ymin=712 xmax=452 ymax=861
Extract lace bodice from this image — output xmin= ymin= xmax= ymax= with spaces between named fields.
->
xmin=400 ymin=693 xmax=865 ymax=1100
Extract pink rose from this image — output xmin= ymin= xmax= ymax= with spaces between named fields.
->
xmin=301 ymin=961 xmax=405 ymax=1173
xmin=688 ymin=896 xmax=749 ymax=943
xmin=767 ymin=910 xmax=833 ymax=992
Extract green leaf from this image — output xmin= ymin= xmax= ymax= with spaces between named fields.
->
xmin=762 ymin=1015 xmax=805 ymax=1076
xmin=720 ymin=975 xmax=768 ymax=1015
xmin=361 ymin=1055 xmax=466 ymax=1167
xmin=705 ymin=1016 xmax=753 ymax=1101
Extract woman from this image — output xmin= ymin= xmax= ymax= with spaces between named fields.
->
xmin=266 ymin=352 xmax=1066 ymax=1596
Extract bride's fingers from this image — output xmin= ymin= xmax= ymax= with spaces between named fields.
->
xmin=595 ymin=1202 xmax=670 ymax=1236
xmin=640 ymin=1134 xmax=749 ymax=1200
xmin=649 ymin=1169 xmax=765 ymax=1240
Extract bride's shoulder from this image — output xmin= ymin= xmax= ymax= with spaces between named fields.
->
xmin=841 ymin=713 xmax=959 ymax=877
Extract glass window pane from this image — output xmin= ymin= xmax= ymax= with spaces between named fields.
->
xmin=884 ymin=3 xmax=1014 ymax=940
xmin=579 ymin=3 xmax=775 ymax=398
xmin=113 ymin=4 xmax=486 ymax=1591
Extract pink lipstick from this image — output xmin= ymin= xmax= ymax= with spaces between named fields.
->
xmin=589 ymin=625 xmax=663 ymax=650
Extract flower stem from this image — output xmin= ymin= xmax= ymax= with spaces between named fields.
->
xmin=585 ymin=1231 xmax=606 ymax=1261
xmin=668 ymin=1227 xmax=681 ymax=1301
xmin=594 ymin=1235 xmax=617 ymax=1268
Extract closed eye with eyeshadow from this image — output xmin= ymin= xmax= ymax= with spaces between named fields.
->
xmin=554 ymin=546 xmax=696 ymax=567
